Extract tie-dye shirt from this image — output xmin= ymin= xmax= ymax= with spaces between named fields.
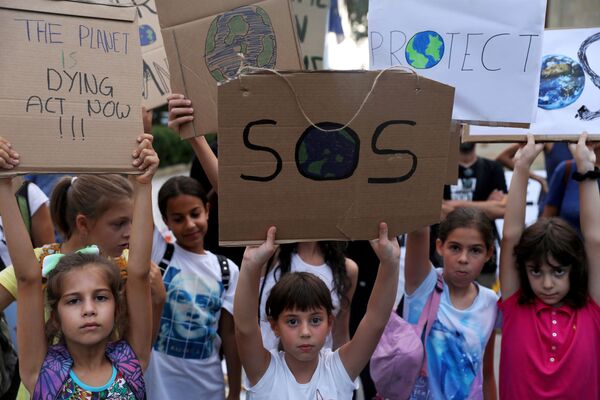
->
xmin=404 ymin=267 xmax=498 ymax=399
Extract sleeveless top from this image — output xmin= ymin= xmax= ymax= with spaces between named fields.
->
xmin=32 ymin=340 xmax=145 ymax=400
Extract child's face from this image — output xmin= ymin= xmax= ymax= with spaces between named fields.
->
xmin=525 ymin=257 xmax=571 ymax=306
xmin=163 ymin=194 xmax=209 ymax=253
xmin=270 ymin=307 xmax=332 ymax=364
xmin=56 ymin=264 xmax=116 ymax=348
xmin=86 ymin=199 xmax=133 ymax=258
xmin=436 ymin=227 xmax=492 ymax=288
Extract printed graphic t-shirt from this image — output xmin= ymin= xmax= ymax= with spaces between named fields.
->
xmin=144 ymin=229 xmax=239 ymax=400
xmin=404 ymin=267 xmax=498 ymax=399
xmin=247 ymin=349 xmax=357 ymax=399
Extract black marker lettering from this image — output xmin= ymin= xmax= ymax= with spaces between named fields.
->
xmin=240 ymin=120 xmax=282 ymax=182
xmin=368 ymin=120 xmax=418 ymax=184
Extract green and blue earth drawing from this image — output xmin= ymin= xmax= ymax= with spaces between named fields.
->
xmin=295 ymin=122 xmax=360 ymax=181
xmin=405 ymin=31 xmax=445 ymax=69
xmin=538 ymin=54 xmax=586 ymax=110
xmin=139 ymin=24 xmax=157 ymax=46
xmin=205 ymin=6 xmax=277 ymax=83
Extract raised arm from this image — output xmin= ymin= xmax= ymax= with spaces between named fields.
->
xmin=500 ymin=135 xmax=543 ymax=300
xmin=0 ymin=139 xmax=46 ymax=392
xmin=404 ymin=226 xmax=432 ymax=295
xmin=497 ymin=142 xmax=547 ymax=193
xmin=167 ymin=94 xmax=219 ymax=193
xmin=570 ymin=133 xmax=600 ymax=304
xmin=233 ymin=227 xmax=277 ymax=386
xmin=332 ymin=258 xmax=358 ymax=349
xmin=339 ymin=222 xmax=400 ymax=380
xmin=125 ymin=134 xmax=158 ymax=370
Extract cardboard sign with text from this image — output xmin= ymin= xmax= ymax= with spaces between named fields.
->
xmin=129 ymin=0 xmax=170 ymax=109
xmin=155 ymin=0 xmax=303 ymax=138
xmin=369 ymin=0 xmax=546 ymax=125
xmin=0 ymin=0 xmax=143 ymax=176
xmin=467 ymin=28 xmax=600 ymax=142
xmin=218 ymin=70 xmax=455 ymax=245
xmin=292 ymin=0 xmax=329 ymax=70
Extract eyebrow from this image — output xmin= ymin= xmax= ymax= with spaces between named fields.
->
xmin=62 ymin=288 xmax=112 ymax=297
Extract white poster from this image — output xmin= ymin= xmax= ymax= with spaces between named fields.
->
xmin=292 ymin=0 xmax=330 ymax=70
xmin=368 ymin=0 xmax=547 ymax=124
xmin=470 ymin=28 xmax=600 ymax=138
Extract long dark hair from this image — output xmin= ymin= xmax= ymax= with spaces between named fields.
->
xmin=266 ymin=242 xmax=351 ymax=309
xmin=514 ymin=217 xmax=588 ymax=308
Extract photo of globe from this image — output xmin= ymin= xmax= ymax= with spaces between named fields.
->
xmin=405 ymin=31 xmax=444 ymax=69
xmin=538 ymin=54 xmax=585 ymax=110
xmin=205 ymin=6 xmax=277 ymax=83
xmin=296 ymin=122 xmax=360 ymax=181
xmin=139 ymin=24 xmax=157 ymax=47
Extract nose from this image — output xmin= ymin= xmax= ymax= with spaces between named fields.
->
xmin=184 ymin=216 xmax=195 ymax=229
xmin=542 ymin=273 xmax=554 ymax=290
xmin=82 ymin=299 xmax=97 ymax=317
xmin=300 ymin=321 xmax=311 ymax=338
xmin=458 ymin=249 xmax=469 ymax=263
xmin=123 ymin=221 xmax=132 ymax=239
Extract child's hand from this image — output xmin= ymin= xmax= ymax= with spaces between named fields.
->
xmin=369 ymin=222 xmax=400 ymax=267
xmin=0 ymin=137 xmax=19 ymax=170
xmin=132 ymin=133 xmax=159 ymax=184
xmin=569 ymin=132 xmax=596 ymax=173
xmin=167 ymin=94 xmax=194 ymax=135
xmin=242 ymin=227 xmax=278 ymax=270
xmin=513 ymin=134 xmax=543 ymax=169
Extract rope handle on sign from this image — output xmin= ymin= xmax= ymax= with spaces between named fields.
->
xmin=235 ymin=60 xmax=421 ymax=133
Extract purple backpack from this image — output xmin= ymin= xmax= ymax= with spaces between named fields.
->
xmin=32 ymin=340 xmax=145 ymax=400
xmin=370 ymin=273 xmax=443 ymax=400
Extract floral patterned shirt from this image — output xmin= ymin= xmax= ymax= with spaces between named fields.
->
xmin=57 ymin=367 xmax=136 ymax=400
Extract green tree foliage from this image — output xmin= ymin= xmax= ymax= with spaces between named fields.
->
xmin=151 ymin=125 xmax=194 ymax=168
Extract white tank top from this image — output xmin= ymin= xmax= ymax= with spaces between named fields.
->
xmin=259 ymin=253 xmax=341 ymax=351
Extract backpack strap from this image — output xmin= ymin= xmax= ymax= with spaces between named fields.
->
xmin=32 ymin=344 xmax=73 ymax=400
xmin=416 ymin=272 xmax=444 ymax=376
xmin=216 ymin=254 xmax=230 ymax=291
xmin=157 ymin=243 xmax=175 ymax=276
xmin=106 ymin=341 xmax=146 ymax=400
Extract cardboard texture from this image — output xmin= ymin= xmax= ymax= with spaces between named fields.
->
xmin=291 ymin=0 xmax=329 ymax=70
xmin=218 ymin=70 xmax=455 ymax=245
xmin=130 ymin=0 xmax=170 ymax=109
xmin=155 ymin=0 xmax=303 ymax=138
xmin=0 ymin=0 xmax=143 ymax=176
xmin=445 ymin=122 xmax=461 ymax=185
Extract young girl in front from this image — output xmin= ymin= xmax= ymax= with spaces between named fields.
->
xmin=403 ymin=208 xmax=498 ymax=399
xmin=144 ymin=176 xmax=241 ymax=400
xmin=0 ymin=135 xmax=157 ymax=399
xmin=499 ymin=134 xmax=600 ymax=399
xmin=235 ymin=223 xmax=399 ymax=399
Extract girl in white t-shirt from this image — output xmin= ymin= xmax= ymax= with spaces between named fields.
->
xmin=144 ymin=176 xmax=241 ymax=400
xmin=235 ymin=224 xmax=399 ymax=400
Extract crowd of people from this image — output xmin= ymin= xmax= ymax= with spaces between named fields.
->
xmin=0 ymin=94 xmax=597 ymax=400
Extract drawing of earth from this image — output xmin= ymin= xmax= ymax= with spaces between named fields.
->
xmin=538 ymin=54 xmax=585 ymax=110
xmin=205 ymin=6 xmax=277 ymax=83
xmin=405 ymin=31 xmax=444 ymax=69
xmin=295 ymin=122 xmax=360 ymax=181
xmin=139 ymin=24 xmax=157 ymax=46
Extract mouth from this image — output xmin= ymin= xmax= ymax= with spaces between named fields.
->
xmin=298 ymin=345 xmax=314 ymax=353
xmin=80 ymin=323 xmax=100 ymax=331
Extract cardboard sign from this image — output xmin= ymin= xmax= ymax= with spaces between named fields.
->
xmin=467 ymin=28 xmax=600 ymax=142
xmin=368 ymin=0 xmax=547 ymax=125
xmin=291 ymin=0 xmax=329 ymax=70
xmin=218 ymin=70 xmax=455 ymax=245
xmin=129 ymin=0 xmax=170 ymax=109
xmin=0 ymin=0 xmax=142 ymax=176
xmin=155 ymin=0 xmax=303 ymax=139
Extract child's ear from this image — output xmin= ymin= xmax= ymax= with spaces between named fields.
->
xmin=75 ymin=214 xmax=91 ymax=236
xmin=485 ymin=246 xmax=494 ymax=262
xmin=435 ymin=238 xmax=444 ymax=257
xmin=269 ymin=318 xmax=280 ymax=337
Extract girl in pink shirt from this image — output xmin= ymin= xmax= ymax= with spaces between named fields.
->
xmin=499 ymin=134 xmax=600 ymax=400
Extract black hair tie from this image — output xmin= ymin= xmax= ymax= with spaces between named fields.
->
xmin=572 ymin=167 xmax=600 ymax=181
